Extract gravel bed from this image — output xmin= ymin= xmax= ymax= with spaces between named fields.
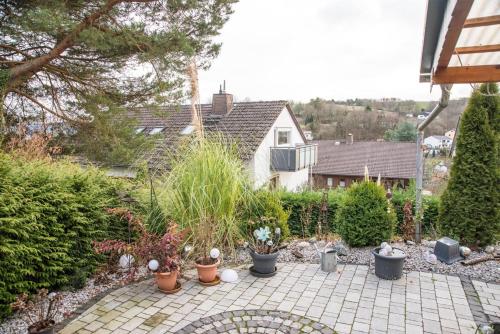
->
xmin=0 ymin=268 xmax=150 ymax=334
xmin=232 ymin=239 xmax=500 ymax=283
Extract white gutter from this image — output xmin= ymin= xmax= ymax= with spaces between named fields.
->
xmin=414 ymin=84 xmax=452 ymax=243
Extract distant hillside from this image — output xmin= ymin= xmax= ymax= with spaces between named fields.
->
xmin=291 ymin=98 xmax=467 ymax=141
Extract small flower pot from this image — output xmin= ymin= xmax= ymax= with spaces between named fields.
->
xmin=249 ymin=250 xmax=278 ymax=275
xmin=155 ymin=271 xmax=178 ymax=292
xmin=372 ymin=247 xmax=406 ymax=280
xmin=195 ymin=258 xmax=220 ymax=283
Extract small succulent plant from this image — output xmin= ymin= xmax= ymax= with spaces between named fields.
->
xmin=248 ymin=220 xmax=281 ymax=254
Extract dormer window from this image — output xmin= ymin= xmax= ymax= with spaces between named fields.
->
xmin=149 ymin=127 xmax=164 ymax=135
xmin=135 ymin=127 xmax=145 ymax=134
xmin=275 ymin=128 xmax=291 ymax=146
xmin=180 ymin=125 xmax=195 ymax=135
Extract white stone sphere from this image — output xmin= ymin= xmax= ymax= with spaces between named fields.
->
xmin=148 ymin=259 xmax=159 ymax=271
xmin=380 ymin=242 xmax=388 ymax=249
xmin=119 ymin=254 xmax=134 ymax=269
xmin=220 ymin=269 xmax=238 ymax=283
xmin=210 ymin=248 xmax=220 ymax=259
xmin=379 ymin=248 xmax=388 ymax=256
xmin=384 ymin=245 xmax=393 ymax=253
xmin=460 ymin=246 xmax=471 ymax=258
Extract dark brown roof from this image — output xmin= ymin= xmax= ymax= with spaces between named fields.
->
xmin=127 ymin=101 xmax=298 ymax=169
xmin=312 ymin=141 xmax=416 ymax=179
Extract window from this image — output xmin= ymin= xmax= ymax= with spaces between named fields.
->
xmin=339 ymin=179 xmax=346 ymax=188
xmin=275 ymin=128 xmax=291 ymax=146
xmin=149 ymin=127 xmax=164 ymax=135
xmin=135 ymin=127 xmax=145 ymax=134
xmin=327 ymin=177 xmax=333 ymax=187
xmin=180 ymin=125 xmax=194 ymax=135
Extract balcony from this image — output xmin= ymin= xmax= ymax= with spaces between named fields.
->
xmin=270 ymin=144 xmax=318 ymax=172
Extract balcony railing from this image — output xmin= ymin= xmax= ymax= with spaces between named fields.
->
xmin=270 ymin=144 xmax=318 ymax=172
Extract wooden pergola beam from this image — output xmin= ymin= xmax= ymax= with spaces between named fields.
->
xmin=432 ymin=65 xmax=500 ymax=84
xmin=463 ymin=15 xmax=500 ymax=28
xmin=436 ymin=0 xmax=474 ymax=70
xmin=455 ymin=44 xmax=500 ymax=54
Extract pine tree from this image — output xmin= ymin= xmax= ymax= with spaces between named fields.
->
xmin=439 ymin=84 xmax=499 ymax=247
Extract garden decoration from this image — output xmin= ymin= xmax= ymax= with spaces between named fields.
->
xmin=248 ymin=226 xmax=281 ymax=277
xmin=372 ymin=242 xmax=406 ymax=280
xmin=220 ymin=269 xmax=239 ymax=283
xmin=313 ymin=241 xmax=338 ymax=272
xmin=434 ymin=237 xmax=463 ymax=264
xmin=195 ymin=247 xmax=221 ymax=285
xmin=12 ymin=289 xmax=62 ymax=334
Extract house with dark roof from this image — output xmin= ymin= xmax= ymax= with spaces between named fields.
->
xmin=312 ymin=139 xmax=416 ymax=189
xmin=125 ymin=88 xmax=317 ymax=191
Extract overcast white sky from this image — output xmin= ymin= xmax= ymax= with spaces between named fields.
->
xmin=198 ymin=0 xmax=472 ymax=103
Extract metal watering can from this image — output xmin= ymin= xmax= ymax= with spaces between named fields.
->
xmin=314 ymin=242 xmax=339 ymax=272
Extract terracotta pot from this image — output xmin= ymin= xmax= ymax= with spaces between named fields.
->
xmin=155 ymin=271 xmax=178 ymax=291
xmin=195 ymin=258 xmax=220 ymax=283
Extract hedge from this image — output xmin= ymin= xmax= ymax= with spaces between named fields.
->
xmin=279 ymin=188 xmax=439 ymax=238
xmin=0 ymin=154 xmax=131 ymax=318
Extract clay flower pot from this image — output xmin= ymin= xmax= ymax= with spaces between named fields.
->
xmin=155 ymin=271 xmax=178 ymax=291
xmin=195 ymin=258 xmax=220 ymax=283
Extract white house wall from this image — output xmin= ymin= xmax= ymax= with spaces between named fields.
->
xmin=250 ymin=107 xmax=309 ymax=191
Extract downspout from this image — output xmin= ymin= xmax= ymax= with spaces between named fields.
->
xmin=414 ymin=84 xmax=452 ymax=243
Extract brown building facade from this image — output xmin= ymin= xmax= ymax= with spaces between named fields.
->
xmin=312 ymin=140 xmax=416 ymax=190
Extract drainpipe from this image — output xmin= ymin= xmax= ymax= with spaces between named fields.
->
xmin=414 ymin=84 xmax=452 ymax=243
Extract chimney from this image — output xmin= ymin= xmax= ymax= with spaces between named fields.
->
xmin=347 ymin=133 xmax=354 ymax=145
xmin=212 ymin=80 xmax=233 ymax=116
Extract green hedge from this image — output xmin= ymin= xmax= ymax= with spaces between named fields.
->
xmin=0 ymin=154 xmax=131 ymax=318
xmin=279 ymin=190 xmax=345 ymax=237
xmin=279 ymin=188 xmax=439 ymax=238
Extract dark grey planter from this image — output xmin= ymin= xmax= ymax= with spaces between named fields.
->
xmin=249 ymin=250 xmax=278 ymax=274
xmin=372 ymin=247 xmax=406 ymax=280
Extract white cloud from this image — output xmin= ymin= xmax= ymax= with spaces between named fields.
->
xmin=198 ymin=0 xmax=472 ymax=103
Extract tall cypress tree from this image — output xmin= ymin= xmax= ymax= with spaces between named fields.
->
xmin=439 ymin=83 xmax=499 ymax=247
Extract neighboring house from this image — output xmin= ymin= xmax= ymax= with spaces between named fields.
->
xmin=445 ymin=129 xmax=456 ymax=140
xmin=312 ymin=140 xmax=416 ymax=189
xmin=424 ymin=135 xmax=452 ymax=149
xmin=125 ymin=88 xmax=317 ymax=191
xmin=303 ymin=130 xmax=313 ymax=141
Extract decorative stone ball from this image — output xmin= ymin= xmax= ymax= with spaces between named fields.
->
xmin=210 ymin=248 xmax=220 ymax=259
xmin=119 ymin=254 xmax=134 ymax=269
xmin=220 ymin=269 xmax=238 ymax=283
xmin=485 ymin=246 xmax=495 ymax=254
xmin=380 ymin=242 xmax=388 ymax=249
xmin=460 ymin=246 xmax=471 ymax=258
xmin=384 ymin=245 xmax=393 ymax=254
xmin=148 ymin=259 xmax=159 ymax=271
xmin=379 ymin=248 xmax=388 ymax=256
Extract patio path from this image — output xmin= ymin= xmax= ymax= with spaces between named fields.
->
xmin=59 ymin=263 xmax=498 ymax=334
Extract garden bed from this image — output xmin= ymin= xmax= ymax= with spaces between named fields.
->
xmin=233 ymin=239 xmax=499 ymax=283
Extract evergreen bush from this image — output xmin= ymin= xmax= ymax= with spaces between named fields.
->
xmin=439 ymin=84 xmax=499 ymax=247
xmin=0 ymin=154 xmax=130 ymax=318
xmin=335 ymin=181 xmax=396 ymax=247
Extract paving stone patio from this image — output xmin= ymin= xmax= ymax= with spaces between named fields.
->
xmin=59 ymin=263 xmax=499 ymax=334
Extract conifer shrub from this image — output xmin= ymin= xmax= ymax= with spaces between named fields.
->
xmin=335 ymin=181 xmax=396 ymax=247
xmin=439 ymin=84 xmax=499 ymax=247
xmin=0 ymin=154 xmax=130 ymax=318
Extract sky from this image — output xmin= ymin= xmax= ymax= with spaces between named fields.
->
xmin=198 ymin=0 xmax=472 ymax=103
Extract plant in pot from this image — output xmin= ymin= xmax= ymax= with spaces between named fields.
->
xmin=12 ymin=289 xmax=63 ymax=334
xmin=193 ymin=218 xmax=221 ymax=284
xmin=247 ymin=222 xmax=282 ymax=277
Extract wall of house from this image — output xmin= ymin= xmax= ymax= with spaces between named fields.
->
xmin=250 ymin=107 xmax=308 ymax=191
xmin=313 ymin=174 xmax=411 ymax=189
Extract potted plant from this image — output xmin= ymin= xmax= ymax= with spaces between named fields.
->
xmin=248 ymin=225 xmax=281 ymax=277
xmin=193 ymin=219 xmax=221 ymax=284
xmin=94 ymin=208 xmax=184 ymax=293
xmin=12 ymin=289 xmax=62 ymax=334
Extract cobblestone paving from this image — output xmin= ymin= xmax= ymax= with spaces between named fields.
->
xmin=59 ymin=264 xmax=496 ymax=334
xmin=472 ymin=280 xmax=500 ymax=322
